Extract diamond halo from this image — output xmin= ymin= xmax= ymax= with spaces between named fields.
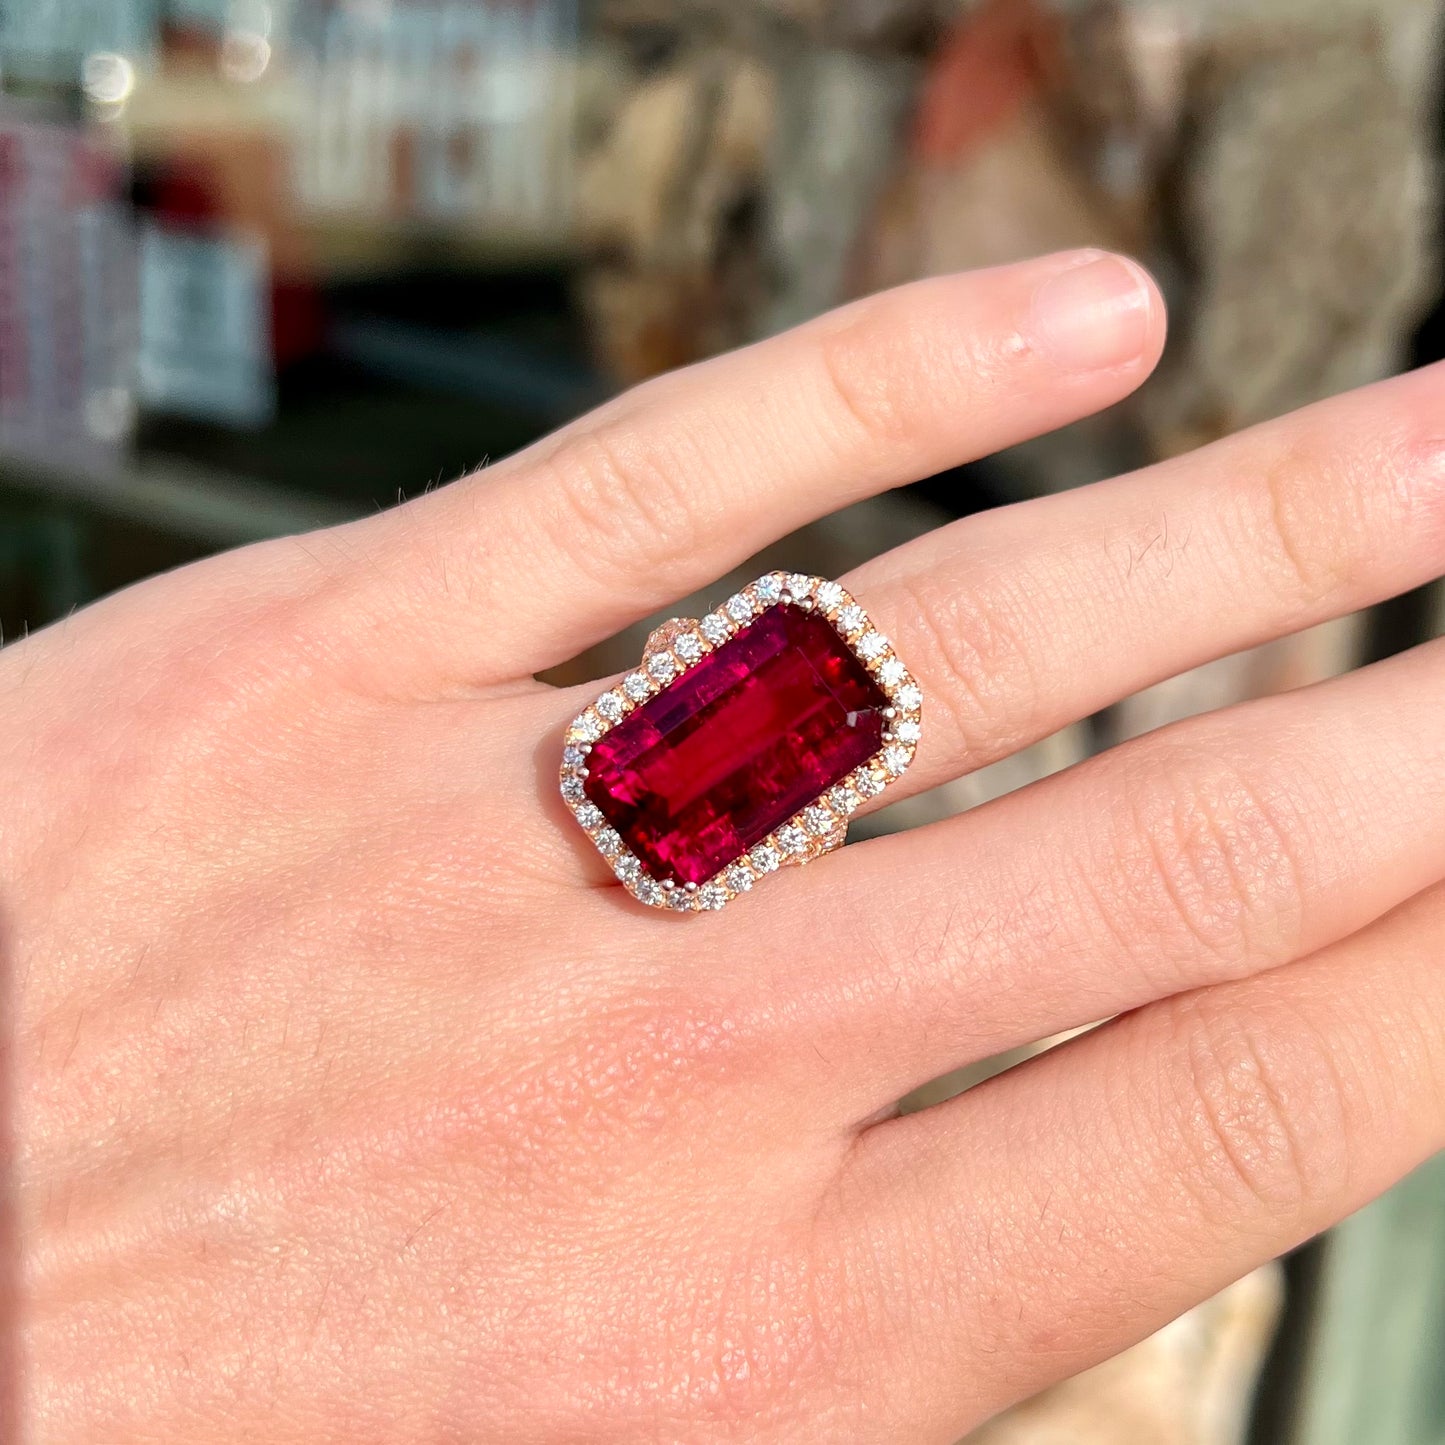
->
xmin=559 ymin=573 xmax=922 ymax=914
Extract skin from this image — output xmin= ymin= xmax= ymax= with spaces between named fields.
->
xmin=8 ymin=247 xmax=1445 ymax=1443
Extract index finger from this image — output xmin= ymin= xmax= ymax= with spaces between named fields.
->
xmin=350 ymin=250 xmax=1162 ymax=686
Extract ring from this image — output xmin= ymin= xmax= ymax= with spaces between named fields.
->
xmin=560 ymin=573 xmax=922 ymax=914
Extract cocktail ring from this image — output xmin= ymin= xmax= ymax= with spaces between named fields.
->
xmin=560 ymin=573 xmax=922 ymax=914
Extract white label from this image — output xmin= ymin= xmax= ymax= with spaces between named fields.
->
xmin=137 ymin=224 xmax=276 ymax=428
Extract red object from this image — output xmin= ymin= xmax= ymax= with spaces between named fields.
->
xmin=585 ymin=606 xmax=888 ymax=886
xmin=912 ymin=0 xmax=1058 ymax=163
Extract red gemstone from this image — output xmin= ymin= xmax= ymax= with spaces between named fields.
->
xmin=584 ymin=604 xmax=888 ymax=886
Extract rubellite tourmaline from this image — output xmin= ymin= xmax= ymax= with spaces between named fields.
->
xmin=583 ymin=604 xmax=889 ymax=886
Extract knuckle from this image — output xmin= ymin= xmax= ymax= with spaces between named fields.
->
xmin=1250 ymin=419 xmax=1421 ymax=610
xmin=462 ymin=986 xmax=763 ymax=1183
xmin=1104 ymin=748 xmax=1307 ymax=981
xmin=1168 ymin=995 xmax=1352 ymax=1221
xmin=1257 ymin=437 xmax=1337 ymax=601
xmin=813 ymin=290 xmax=959 ymax=451
xmin=541 ymin=419 xmax=708 ymax=583
xmin=890 ymin=567 xmax=1037 ymax=756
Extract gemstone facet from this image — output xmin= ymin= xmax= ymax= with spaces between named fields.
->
xmin=561 ymin=574 xmax=921 ymax=913
xmin=583 ymin=603 xmax=890 ymax=886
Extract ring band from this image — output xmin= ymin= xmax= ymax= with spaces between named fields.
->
xmin=560 ymin=573 xmax=922 ymax=914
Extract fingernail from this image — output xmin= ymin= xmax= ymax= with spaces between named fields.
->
xmin=1031 ymin=254 xmax=1153 ymax=371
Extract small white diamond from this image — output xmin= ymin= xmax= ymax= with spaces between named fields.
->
xmin=855 ymin=631 xmax=887 ymax=660
xmin=666 ymin=889 xmax=694 ymax=911
xmin=883 ymin=746 xmax=910 ymax=777
xmin=571 ymin=712 xmax=603 ymax=742
xmin=814 ymin=581 xmax=844 ymax=610
xmin=750 ymin=843 xmax=780 ymax=873
xmin=778 ymin=824 xmax=808 ymax=854
xmin=614 ymin=854 xmax=641 ymax=883
xmin=724 ymin=864 xmax=754 ymax=892
xmin=855 ymin=770 xmax=884 ymax=798
xmin=624 ymin=672 xmax=651 ymax=701
xmin=674 ymin=632 xmax=703 ymax=663
xmin=878 ymin=658 xmax=906 ymax=687
xmin=837 ymin=604 xmax=866 ymax=634
xmin=637 ymin=878 xmax=663 ymax=905
xmin=826 ymin=785 xmax=860 ymax=815
xmin=575 ymin=802 xmax=604 ymax=829
xmin=755 ymin=575 xmax=783 ymax=603
xmin=596 ymin=690 xmax=625 ymax=721
xmin=786 ymin=574 xmax=813 ymax=598
xmin=893 ymin=719 xmax=921 ymax=743
xmin=701 ymin=612 xmax=732 ymax=644
xmin=802 ymin=805 xmax=834 ymax=837
xmin=726 ymin=592 xmax=754 ymax=623
xmin=648 ymin=651 xmax=678 ymax=681
xmin=699 ymin=885 xmax=727 ymax=911
xmin=896 ymin=683 xmax=922 ymax=711
xmin=563 ymin=744 xmax=586 ymax=769
xmin=596 ymin=827 xmax=622 ymax=856
xmin=561 ymin=776 xmax=585 ymax=803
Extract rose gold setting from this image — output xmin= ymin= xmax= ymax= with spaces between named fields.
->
xmin=559 ymin=573 xmax=922 ymax=913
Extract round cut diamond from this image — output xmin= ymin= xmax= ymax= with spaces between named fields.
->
xmin=802 ymin=805 xmax=834 ymax=836
xmin=855 ymin=631 xmax=887 ymax=660
xmin=724 ymin=864 xmax=754 ymax=892
xmin=893 ymin=719 xmax=921 ymax=743
xmin=750 ymin=843 xmax=780 ymax=873
xmin=674 ymin=632 xmax=703 ymax=663
xmin=596 ymin=827 xmax=622 ymax=856
xmin=701 ymin=612 xmax=732 ymax=644
xmin=726 ymin=592 xmax=754 ymax=623
xmin=614 ymin=854 xmax=641 ymax=883
xmin=624 ymin=672 xmax=652 ymax=701
xmin=777 ymin=824 xmax=808 ymax=853
xmin=666 ymin=888 xmax=694 ymax=911
xmin=878 ymin=658 xmax=906 ymax=687
xmin=814 ymin=581 xmax=844 ymax=610
xmin=755 ymin=575 xmax=783 ymax=603
xmin=571 ymin=712 xmax=603 ymax=742
xmin=699 ymin=885 xmax=728 ymax=910
xmin=647 ymin=651 xmax=678 ymax=681
xmin=596 ymin=690 xmax=625 ymax=721
xmin=895 ymin=683 xmax=922 ymax=711
xmin=837 ymin=604 xmax=866 ymax=634
xmin=826 ymin=784 xmax=859 ymax=815
xmin=561 ymin=776 xmax=586 ymax=803
xmin=883 ymin=746 xmax=910 ymax=776
xmin=786 ymin=574 xmax=813 ymax=598
xmin=562 ymin=744 xmax=586 ymax=769
xmin=854 ymin=769 xmax=885 ymax=798
xmin=575 ymin=802 xmax=604 ymax=829
xmin=636 ymin=877 xmax=663 ymax=905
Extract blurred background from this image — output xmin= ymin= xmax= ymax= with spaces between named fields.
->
xmin=2 ymin=0 xmax=1444 ymax=1440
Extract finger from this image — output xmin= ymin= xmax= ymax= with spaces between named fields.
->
xmin=739 ymin=638 xmax=1445 ymax=1116
xmin=344 ymin=250 xmax=1162 ymax=685
xmin=834 ymin=880 xmax=1445 ymax=1439
xmin=835 ymin=359 xmax=1445 ymax=806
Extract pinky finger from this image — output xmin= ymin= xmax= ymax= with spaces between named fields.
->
xmin=839 ymin=883 xmax=1445 ymax=1439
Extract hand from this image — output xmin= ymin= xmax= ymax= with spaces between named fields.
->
xmin=12 ymin=250 xmax=1445 ymax=1444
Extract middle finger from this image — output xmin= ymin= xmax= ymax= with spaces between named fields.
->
xmin=841 ymin=360 xmax=1445 ymax=807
